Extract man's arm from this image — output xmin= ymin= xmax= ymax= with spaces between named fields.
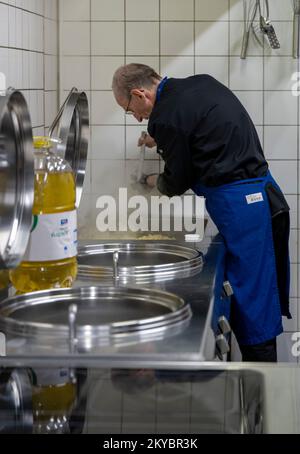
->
xmin=151 ymin=123 xmax=193 ymax=197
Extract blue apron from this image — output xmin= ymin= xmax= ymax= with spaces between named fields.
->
xmin=193 ymin=172 xmax=288 ymax=346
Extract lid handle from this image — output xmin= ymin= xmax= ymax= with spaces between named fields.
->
xmin=68 ymin=304 xmax=78 ymax=382
xmin=49 ymin=87 xmax=78 ymax=137
xmin=113 ymin=251 xmax=119 ymax=282
xmin=68 ymin=304 xmax=78 ymax=354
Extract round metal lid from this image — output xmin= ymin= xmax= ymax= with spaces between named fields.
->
xmin=0 ymin=369 xmax=33 ymax=434
xmin=50 ymin=89 xmax=89 ymax=208
xmin=77 ymin=242 xmax=204 ymax=284
xmin=0 ymin=89 xmax=34 ymax=269
xmin=0 ymin=286 xmax=192 ymax=352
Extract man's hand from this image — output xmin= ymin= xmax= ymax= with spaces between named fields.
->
xmin=138 ymin=133 xmax=157 ymax=148
xmin=145 ymin=174 xmax=158 ymax=188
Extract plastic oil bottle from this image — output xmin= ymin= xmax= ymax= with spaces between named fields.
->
xmin=30 ymin=368 xmax=77 ymax=434
xmin=9 ymin=137 xmax=78 ymax=293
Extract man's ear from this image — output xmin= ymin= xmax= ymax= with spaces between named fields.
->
xmin=131 ymin=88 xmax=145 ymax=99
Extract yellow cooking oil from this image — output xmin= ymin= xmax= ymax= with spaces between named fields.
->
xmin=0 ymin=270 xmax=9 ymax=290
xmin=9 ymin=137 xmax=78 ymax=293
xmin=32 ymin=382 xmax=76 ymax=426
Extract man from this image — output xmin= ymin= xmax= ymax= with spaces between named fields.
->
xmin=112 ymin=63 xmax=291 ymax=362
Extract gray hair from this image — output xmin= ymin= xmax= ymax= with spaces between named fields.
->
xmin=112 ymin=63 xmax=161 ymax=99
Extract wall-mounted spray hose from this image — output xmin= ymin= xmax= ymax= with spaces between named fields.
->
xmin=241 ymin=0 xmax=259 ymax=59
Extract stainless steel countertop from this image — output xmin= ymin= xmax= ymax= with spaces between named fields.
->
xmin=1 ymin=237 xmax=299 ymax=435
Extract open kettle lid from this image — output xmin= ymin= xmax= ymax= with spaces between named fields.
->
xmin=0 ymin=89 xmax=34 ymax=270
xmin=49 ymin=88 xmax=89 ymax=208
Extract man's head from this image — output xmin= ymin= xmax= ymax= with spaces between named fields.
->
xmin=112 ymin=63 xmax=161 ymax=122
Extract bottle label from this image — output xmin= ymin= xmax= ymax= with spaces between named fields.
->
xmin=23 ymin=210 xmax=77 ymax=261
xmin=31 ymin=368 xmax=70 ymax=386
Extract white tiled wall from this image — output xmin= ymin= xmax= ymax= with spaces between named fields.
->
xmin=0 ymin=0 xmax=58 ymax=134
xmin=59 ymin=0 xmax=300 ymax=358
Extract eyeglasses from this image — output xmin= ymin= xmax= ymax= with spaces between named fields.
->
xmin=125 ymin=95 xmax=134 ymax=115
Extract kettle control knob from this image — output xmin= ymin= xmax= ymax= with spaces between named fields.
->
xmin=223 ymin=281 xmax=234 ymax=297
xmin=218 ymin=316 xmax=231 ymax=335
xmin=216 ymin=334 xmax=230 ymax=356
xmin=0 ymin=332 xmax=6 ymax=356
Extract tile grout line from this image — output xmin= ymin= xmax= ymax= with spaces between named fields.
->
xmin=262 ymin=7 xmax=265 ymax=153
xmin=159 ymin=0 xmax=161 ymax=75
xmin=228 ymin=0 xmax=230 ymax=87
xmin=297 ymin=49 xmax=300 ymax=334
xmin=58 ymin=53 xmax=296 ymax=58
xmin=124 ymin=0 xmax=127 ymax=161
xmin=158 ymin=0 xmax=161 ymax=174
xmin=0 ymin=1 xmax=46 ymax=19
xmin=59 ymin=19 xmax=294 ymax=23
xmin=193 ymin=0 xmax=196 ymax=75
xmin=43 ymin=0 xmax=45 ymax=134
xmin=90 ymin=0 xmax=92 ymax=189
xmin=55 ymin=0 xmax=59 ymax=127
